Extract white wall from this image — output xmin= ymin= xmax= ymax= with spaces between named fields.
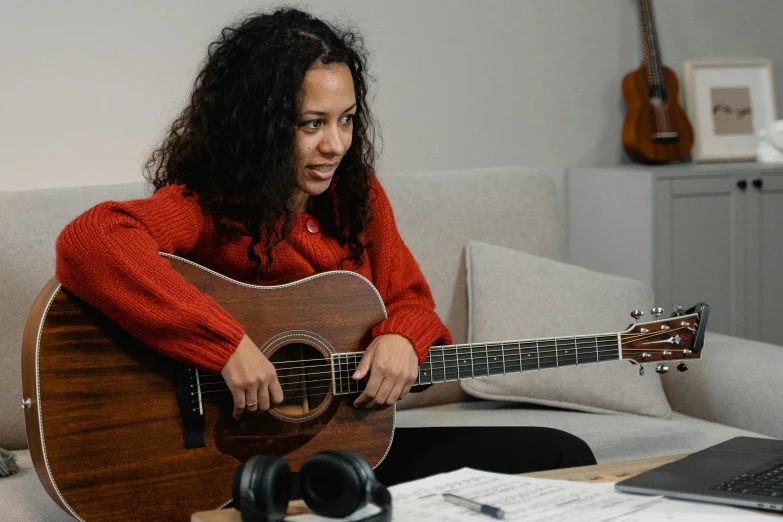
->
xmin=2 ymin=0 xmax=783 ymax=191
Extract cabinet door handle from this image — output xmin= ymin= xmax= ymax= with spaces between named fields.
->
xmin=737 ymin=180 xmax=748 ymax=191
xmin=752 ymin=178 xmax=764 ymax=190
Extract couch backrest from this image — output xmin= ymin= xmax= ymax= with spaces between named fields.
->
xmin=0 ymin=182 xmax=149 ymax=449
xmin=379 ymin=167 xmax=565 ymax=345
xmin=0 ymin=167 xmax=564 ymax=449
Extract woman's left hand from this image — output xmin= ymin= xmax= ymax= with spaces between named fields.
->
xmin=352 ymin=334 xmax=419 ymax=409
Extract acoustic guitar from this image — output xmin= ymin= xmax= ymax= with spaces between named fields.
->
xmin=622 ymin=0 xmax=694 ymax=164
xmin=21 ymin=253 xmax=710 ymax=521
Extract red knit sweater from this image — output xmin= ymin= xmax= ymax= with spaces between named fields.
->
xmin=55 ymin=177 xmax=452 ymax=372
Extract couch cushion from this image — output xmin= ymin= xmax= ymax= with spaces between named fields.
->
xmin=0 ymin=182 xmax=149 ymax=449
xmin=461 ymin=241 xmax=671 ymax=418
xmin=396 ymin=401 xmax=773 ymax=463
xmin=0 ymin=450 xmax=75 ymax=521
xmin=379 ymin=167 xmax=565 ymax=345
xmin=383 ymin=167 xmax=564 ymax=411
xmin=663 ymin=332 xmax=783 ymax=439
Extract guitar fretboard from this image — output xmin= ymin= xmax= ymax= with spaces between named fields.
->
xmin=331 ymin=334 xmax=620 ymax=396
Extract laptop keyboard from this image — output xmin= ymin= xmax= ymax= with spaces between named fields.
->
xmin=713 ymin=462 xmax=783 ymax=497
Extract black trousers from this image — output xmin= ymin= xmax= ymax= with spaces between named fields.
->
xmin=372 ymin=426 xmax=596 ymax=486
xmin=226 ymin=426 xmax=595 ymax=506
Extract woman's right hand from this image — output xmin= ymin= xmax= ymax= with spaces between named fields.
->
xmin=220 ymin=334 xmax=284 ymax=419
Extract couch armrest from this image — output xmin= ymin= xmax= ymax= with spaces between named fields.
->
xmin=661 ymin=332 xmax=783 ymax=438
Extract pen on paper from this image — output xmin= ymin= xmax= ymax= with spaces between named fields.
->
xmin=443 ymin=492 xmax=505 ymax=519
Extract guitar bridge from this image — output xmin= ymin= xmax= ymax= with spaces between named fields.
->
xmin=651 ymin=131 xmax=680 ymax=144
xmin=174 ymin=363 xmax=206 ymax=449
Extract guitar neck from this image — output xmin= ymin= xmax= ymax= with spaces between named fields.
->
xmin=331 ymin=333 xmax=621 ymax=395
xmin=638 ymin=0 xmax=665 ymax=79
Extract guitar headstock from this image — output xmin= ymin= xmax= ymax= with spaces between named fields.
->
xmin=620 ymin=303 xmax=710 ymax=374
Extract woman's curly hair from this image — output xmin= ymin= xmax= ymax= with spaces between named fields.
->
xmin=144 ymin=7 xmax=379 ymax=277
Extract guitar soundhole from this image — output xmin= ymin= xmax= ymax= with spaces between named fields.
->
xmin=270 ymin=343 xmax=329 ymax=418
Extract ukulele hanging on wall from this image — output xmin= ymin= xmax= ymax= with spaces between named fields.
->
xmin=622 ymin=0 xmax=694 ymax=164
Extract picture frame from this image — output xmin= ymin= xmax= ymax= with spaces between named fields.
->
xmin=683 ymin=59 xmax=777 ymax=162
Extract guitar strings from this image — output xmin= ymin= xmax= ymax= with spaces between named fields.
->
xmin=194 ymin=327 xmax=696 ymax=396
xmin=196 ymin=336 xmax=677 ymax=402
xmin=195 ymin=325 xmax=695 ymax=383
xmin=197 ymin=323 xmax=694 ymax=375
xmin=196 ymin=337 xmax=684 ymax=384
xmin=195 ymin=342 xmax=689 ymax=386
xmin=196 ymin=336 xmax=688 ymax=401
xmin=196 ymin=346 xmax=684 ymax=396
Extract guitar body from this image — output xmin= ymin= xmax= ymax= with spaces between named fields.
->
xmin=21 ymin=256 xmax=393 ymax=521
xmin=622 ymin=65 xmax=694 ymax=164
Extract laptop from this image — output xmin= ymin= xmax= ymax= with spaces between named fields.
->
xmin=616 ymin=437 xmax=783 ymax=512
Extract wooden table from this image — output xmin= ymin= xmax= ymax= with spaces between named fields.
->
xmin=191 ymin=453 xmax=689 ymax=521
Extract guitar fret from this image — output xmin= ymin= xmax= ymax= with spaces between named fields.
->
xmin=441 ymin=349 xmax=448 ymax=381
xmin=538 ymin=339 xmax=556 ymax=369
xmin=352 ymin=353 xmax=359 ymax=394
xmin=331 ymin=355 xmax=339 ymax=395
xmin=445 ymin=347 xmax=458 ymax=381
xmin=558 ymin=337 xmax=577 ymax=367
xmin=348 ymin=354 xmax=355 ymax=394
xmin=536 ymin=339 xmax=541 ymax=370
xmin=518 ymin=341 xmax=524 ymax=373
xmin=429 ymin=349 xmax=441 ymax=383
xmin=574 ymin=338 xmax=578 ymax=366
xmin=335 ymin=355 xmax=342 ymax=395
xmin=485 ymin=343 xmax=504 ymax=377
xmin=456 ymin=345 xmax=470 ymax=379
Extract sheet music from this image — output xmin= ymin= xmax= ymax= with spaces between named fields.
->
xmin=388 ymin=468 xmax=662 ymax=521
xmin=290 ymin=468 xmax=777 ymax=521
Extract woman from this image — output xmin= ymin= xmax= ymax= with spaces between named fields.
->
xmin=56 ymin=7 xmax=594 ymax=486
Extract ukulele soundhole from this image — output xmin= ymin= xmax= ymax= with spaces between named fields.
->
xmin=271 ymin=343 xmax=330 ymax=418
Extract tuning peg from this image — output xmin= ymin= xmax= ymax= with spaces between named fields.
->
xmin=639 ymin=365 xmax=645 ymax=376
xmin=631 ymin=310 xmax=644 ymax=321
xmin=651 ymin=307 xmax=664 ymax=319
xmin=677 ymin=362 xmax=689 ymax=372
xmin=671 ymin=304 xmax=684 ymax=317
xmin=655 ymin=364 xmax=669 ymax=374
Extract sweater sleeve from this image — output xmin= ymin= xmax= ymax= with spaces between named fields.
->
xmin=365 ymin=176 xmax=453 ymax=363
xmin=55 ymin=185 xmax=244 ymax=372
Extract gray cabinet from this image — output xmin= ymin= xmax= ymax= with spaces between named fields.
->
xmin=568 ymin=164 xmax=783 ymax=345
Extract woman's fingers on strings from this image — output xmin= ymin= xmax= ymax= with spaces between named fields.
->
xmin=367 ymin=378 xmax=395 ymax=409
xmin=270 ymin=380 xmax=284 ymax=405
xmin=353 ymin=373 xmax=383 ymax=408
xmin=231 ymin=388 xmax=245 ymax=419
xmin=385 ymin=381 xmax=406 ymax=407
xmin=245 ymin=387 xmax=259 ymax=412
xmin=255 ymin=387 xmax=270 ymax=411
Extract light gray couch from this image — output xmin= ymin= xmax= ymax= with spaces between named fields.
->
xmin=1 ymin=166 xmax=780 ymax=520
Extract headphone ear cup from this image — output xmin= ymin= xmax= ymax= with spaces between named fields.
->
xmin=300 ymin=451 xmax=372 ymax=518
xmin=233 ymin=455 xmax=292 ymax=521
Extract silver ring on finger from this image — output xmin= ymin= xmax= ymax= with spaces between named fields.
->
xmin=246 ymin=402 xmax=258 ymax=407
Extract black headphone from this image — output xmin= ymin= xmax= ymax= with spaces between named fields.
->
xmin=232 ymin=450 xmax=392 ymax=522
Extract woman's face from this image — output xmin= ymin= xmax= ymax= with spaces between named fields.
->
xmin=291 ymin=62 xmax=356 ymax=212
